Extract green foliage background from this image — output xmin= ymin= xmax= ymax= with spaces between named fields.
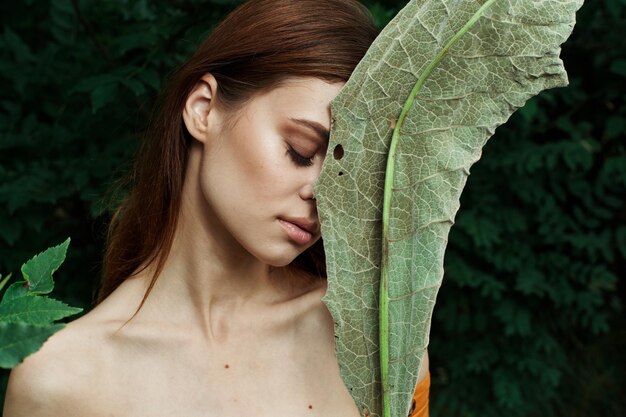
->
xmin=0 ymin=0 xmax=623 ymax=415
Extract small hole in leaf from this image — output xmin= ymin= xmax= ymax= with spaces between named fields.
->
xmin=338 ymin=171 xmax=344 ymax=176
xmin=333 ymin=144 xmax=344 ymax=160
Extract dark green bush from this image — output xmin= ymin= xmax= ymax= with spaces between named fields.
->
xmin=0 ymin=1 xmax=623 ymax=415
xmin=431 ymin=2 xmax=626 ymax=416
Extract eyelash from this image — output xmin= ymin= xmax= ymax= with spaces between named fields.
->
xmin=286 ymin=144 xmax=314 ymax=167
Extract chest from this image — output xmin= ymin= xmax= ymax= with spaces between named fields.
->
xmin=81 ymin=328 xmax=361 ymax=417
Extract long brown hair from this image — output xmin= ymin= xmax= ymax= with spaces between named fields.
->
xmin=98 ymin=0 xmax=379 ymax=308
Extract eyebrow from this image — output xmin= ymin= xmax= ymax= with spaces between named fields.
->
xmin=289 ymin=117 xmax=330 ymax=143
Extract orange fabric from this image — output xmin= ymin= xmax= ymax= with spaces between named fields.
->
xmin=407 ymin=371 xmax=430 ymax=417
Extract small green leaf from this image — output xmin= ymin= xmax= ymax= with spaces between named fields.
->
xmin=20 ymin=238 xmax=70 ymax=294
xmin=71 ymin=73 xmax=119 ymax=93
xmin=2 ymin=27 xmax=35 ymax=63
xmin=0 ymin=296 xmax=82 ymax=325
xmin=138 ymin=68 xmax=161 ymax=91
xmin=604 ymin=116 xmax=625 ymax=139
xmin=91 ymin=83 xmax=119 ymax=114
xmin=519 ymin=98 xmax=538 ymax=122
xmin=120 ymin=77 xmax=146 ymax=96
xmin=609 ymin=59 xmax=626 ymax=77
xmin=0 ymin=273 xmax=11 ymax=293
xmin=114 ymin=32 xmax=156 ymax=55
xmin=0 ymin=322 xmax=64 ymax=369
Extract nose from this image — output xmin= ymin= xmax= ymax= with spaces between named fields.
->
xmin=299 ymin=183 xmax=316 ymax=201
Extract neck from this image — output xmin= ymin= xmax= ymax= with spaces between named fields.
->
xmin=124 ymin=154 xmax=310 ymax=342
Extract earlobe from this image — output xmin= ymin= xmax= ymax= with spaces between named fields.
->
xmin=182 ymin=73 xmax=219 ymax=143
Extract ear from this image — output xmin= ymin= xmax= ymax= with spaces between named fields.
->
xmin=182 ymin=73 xmax=220 ymax=143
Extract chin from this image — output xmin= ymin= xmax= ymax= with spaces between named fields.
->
xmin=256 ymin=247 xmax=305 ymax=268
xmin=264 ymin=255 xmax=299 ymax=268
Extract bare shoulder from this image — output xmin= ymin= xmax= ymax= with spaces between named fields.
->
xmin=284 ymin=275 xmax=336 ymax=341
xmin=3 ymin=313 xmax=111 ymax=417
xmin=288 ymin=274 xmax=329 ymax=316
xmin=288 ymin=274 xmax=431 ymax=384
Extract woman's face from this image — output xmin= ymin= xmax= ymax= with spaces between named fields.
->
xmin=184 ymin=76 xmax=344 ymax=267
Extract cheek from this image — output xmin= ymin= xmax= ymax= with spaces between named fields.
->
xmin=229 ymin=128 xmax=292 ymax=199
xmin=202 ymin=127 xmax=290 ymax=211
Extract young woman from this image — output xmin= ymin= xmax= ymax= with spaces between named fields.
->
xmin=4 ymin=1 xmax=429 ymax=416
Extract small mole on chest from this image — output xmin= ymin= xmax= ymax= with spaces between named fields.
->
xmin=224 ymin=364 xmax=230 ymax=369
xmin=308 ymin=404 xmax=313 ymax=410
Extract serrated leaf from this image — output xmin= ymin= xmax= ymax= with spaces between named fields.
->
xmin=0 ymin=322 xmax=64 ymax=369
xmin=1 ymin=281 xmax=28 ymax=302
xmin=314 ymin=1 xmax=583 ymax=416
xmin=20 ymin=238 xmax=70 ymax=294
xmin=0 ymin=295 xmax=82 ymax=325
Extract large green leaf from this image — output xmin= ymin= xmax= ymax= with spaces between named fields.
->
xmin=314 ymin=1 xmax=583 ymax=416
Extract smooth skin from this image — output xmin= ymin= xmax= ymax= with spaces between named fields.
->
xmin=4 ymin=75 xmax=429 ymax=417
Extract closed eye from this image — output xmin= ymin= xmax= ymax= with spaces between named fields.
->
xmin=286 ymin=144 xmax=314 ymax=167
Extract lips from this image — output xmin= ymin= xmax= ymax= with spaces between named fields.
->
xmin=278 ymin=217 xmax=319 ymax=245
xmin=279 ymin=217 xmax=319 ymax=235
